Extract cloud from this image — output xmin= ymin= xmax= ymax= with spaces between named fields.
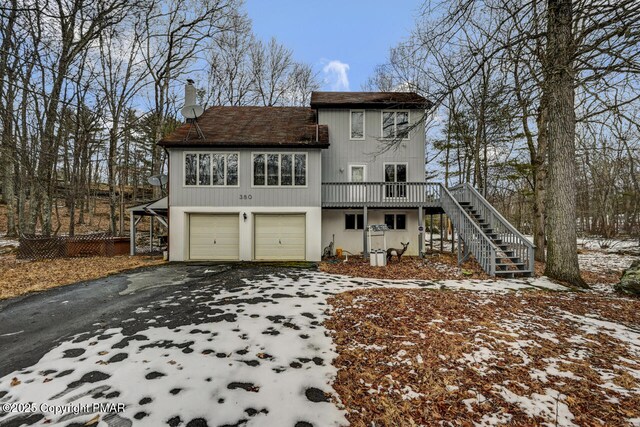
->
xmin=322 ymin=60 xmax=350 ymax=91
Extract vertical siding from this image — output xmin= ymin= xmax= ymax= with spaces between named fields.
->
xmin=318 ymin=109 xmax=426 ymax=182
xmin=169 ymin=148 xmax=322 ymax=207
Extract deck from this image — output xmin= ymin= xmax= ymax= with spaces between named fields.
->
xmin=321 ymin=182 xmax=441 ymax=208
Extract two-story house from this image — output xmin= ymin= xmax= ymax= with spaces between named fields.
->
xmin=158 ymin=91 xmax=430 ymax=262
xmin=157 ymin=89 xmax=534 ymax=278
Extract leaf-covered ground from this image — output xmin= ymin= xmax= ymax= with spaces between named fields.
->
xmin=326 ymin=288 xmax=640 ymax=426
xmin=0 ymin=255 xmax=164 ymax=299
xmin=320 ymin=253 xmax=491 ymax=281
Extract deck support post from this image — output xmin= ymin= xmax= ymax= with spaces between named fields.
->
xmin=130 ymin=211 xmax=136 ymax=256
xmin=363 ymin=206 xmax=368 ymax=259
xmin=429 ymin=213 xmax=433 ymax=251
xmin=150 ymin=216 xmax=154 ymax=253
xmin=418 ymin=207 xmax=424 ymax=257
xmin=440 ymin=213 xmax=444 ymax=252
xmin=457 ymin=233 xmax=462 ymax=265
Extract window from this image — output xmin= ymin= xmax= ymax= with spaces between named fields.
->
xmin=253 ymin=153 xmax=307 ymax=186
xmin=381 ymin=111 xmax=410 ymax=139
xmin=384 ymin=163 xmax=407 ymax=198
xmin=350 ymin=110 xmax=365 ymax=139
xmin=384 ymin=214 xmax=406 ymax=230
xmin=184 ymin=152 xmax=238 ymax=186
xmin=345 ymin=213 xmax=364 ymax=230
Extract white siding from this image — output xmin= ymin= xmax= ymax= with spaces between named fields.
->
xmin=321 ymin=209 xmax=420 ymax=256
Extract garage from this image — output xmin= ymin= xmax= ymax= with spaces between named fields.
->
xmin=254 ymin=214 xmax=306 ymax=260
xmin=189 ymin=214 xmax=239 ymax=260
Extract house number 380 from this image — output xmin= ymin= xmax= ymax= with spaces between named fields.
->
xmin=239 ymin=194 xmax=253 ymax=200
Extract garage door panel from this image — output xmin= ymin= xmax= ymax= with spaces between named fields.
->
xmin=254 ymin=214 xmax=305 ymax=260
xmin=190 ymin=215 xmax=239 ymax=260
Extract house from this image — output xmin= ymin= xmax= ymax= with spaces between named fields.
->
xmin=157 ymin=88 xmax=535 ymax=277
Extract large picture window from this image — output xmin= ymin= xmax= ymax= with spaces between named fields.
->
xmin=350 ymin=110 xmax=364 ymax=139
xmin=253 ymin=153 xmax=307 ymax=187
xmin=382 ymin=111 xmax=410 ymax=139
xmin=184 ymin=152 xmax=238 ymax=186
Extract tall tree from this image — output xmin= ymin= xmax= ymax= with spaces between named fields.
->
xmin=543 ymin=0 xmax=584 ymax=285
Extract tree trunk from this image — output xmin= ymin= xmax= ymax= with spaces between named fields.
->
xmin=544 ymin=0 xmax=586 ymax=287
xmin=533 ymin=95 xmax=548 ymax=262
xmin=108 ymin=127 xmax=119 ymax=235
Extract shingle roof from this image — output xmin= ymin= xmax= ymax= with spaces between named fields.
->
xmin=310 ymin=91 xmax=429 ymax=109
xmin=158 ymin=106 xmax=329 ymax=148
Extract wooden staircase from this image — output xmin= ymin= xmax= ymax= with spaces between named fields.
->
xmin=458 ymin=201 xmax=531 ymax=277
xmin=440 ymin=184 xmax=535 ymax=278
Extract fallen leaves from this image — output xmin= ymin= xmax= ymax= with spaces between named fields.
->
xmin=10 ymin=377 xmax=20 ymax=387
xmin=320 ymin=253 xmax=491 ymax=281
xmin=326 ymin=288 xmax=640 ymax=426
xmin=0 ymin=254 xmax=165 ymax=299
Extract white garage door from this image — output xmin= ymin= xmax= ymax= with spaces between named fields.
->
xmin=254 ymin=214 xmax=306 ymax=261
xmin=189 ymin=214 xmax=239 ymax=260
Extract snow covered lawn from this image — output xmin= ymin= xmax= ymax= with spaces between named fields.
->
xmin=0 ymin=271 xmax=567 ymax=426
xmin=327 ymin=288 xmax=640 ymax=426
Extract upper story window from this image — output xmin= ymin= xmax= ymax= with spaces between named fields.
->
xmin=253 ymin=153 xmax=307 ymax=187
xmin=350 ymin=110 xmax=365 ymax=139
xmin=184 ymin=152 xmax=238 ymax=187
xmin=382 ymin=111 xmax=410 ymax=139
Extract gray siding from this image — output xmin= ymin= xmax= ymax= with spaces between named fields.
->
xmin=169 ymin=148 xmax=322 ymax=207
xmin=318 ymin=109 xmax=426 ymax=182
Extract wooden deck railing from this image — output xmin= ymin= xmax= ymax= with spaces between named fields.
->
xmin=321 ymin=182 xmax=441 ymax=208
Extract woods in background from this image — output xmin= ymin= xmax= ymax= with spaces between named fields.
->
xmin=367 ymin=0 xmax=640 ymax=285
xmin=0 ymin=0 xmax=319 ymax=238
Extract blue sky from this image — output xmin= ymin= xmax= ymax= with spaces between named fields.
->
xmin=243 ymin=0 xmax=422 ymax=91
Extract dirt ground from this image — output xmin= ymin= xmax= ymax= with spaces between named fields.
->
xmin=0 ymin=255 xmax=165 ymax=300
xmin=327 ymin=287 xmax=640 ymax=427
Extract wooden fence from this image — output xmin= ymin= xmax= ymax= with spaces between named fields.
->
xmin=16 ymin=233 xmax=130 ymax=260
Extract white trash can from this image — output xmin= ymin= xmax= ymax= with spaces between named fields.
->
xmin=376 ymin=250 xmax=387 ymax=267
xmin=370 ymin=251 xmax=378 ymax=266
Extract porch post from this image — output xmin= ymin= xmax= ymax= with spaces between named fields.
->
xmin=130 ymin=211 xmax=136 ymax=256
xmin=150 ymin=216 xmax=154 ymax=253
xmin=363 ymin=206 xmax=368 ymax=258
xmin=440 ymin=213 xmax=444 ymax=252
xmin=429 ymin=213 xmax=433 ymax=251
xmin=418 ymin=207 xmax=424 ymax=257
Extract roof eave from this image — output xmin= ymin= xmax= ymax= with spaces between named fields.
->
xmin=157 ymin=141 xmax=330 ymax=149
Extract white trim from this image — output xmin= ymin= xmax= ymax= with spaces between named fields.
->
xmin=250 ymin=152 xmax=309 ymax=188
xmin=182 ymin=151 xmax=240 ymax=188
xmin=348 ymin=164 xmax=367 ymax=182
xmin=349 ymin=109 xmax=366 ymax=140
xmin=380 ymin=110 xmax=411 ymax=140
xmin=382 ymin=162 xmax=409 ymax=182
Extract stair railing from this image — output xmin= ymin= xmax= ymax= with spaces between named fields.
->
xmin=439 ymin=184 xmax=498 ymax=275
xmin=451 ymin=183 xmax=535 ymax=273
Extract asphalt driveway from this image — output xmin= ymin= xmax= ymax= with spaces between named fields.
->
xmin=0 ymin=263 xmax=352 ymax=427
xmin=0 ymin=263 xmax=567 ymax=427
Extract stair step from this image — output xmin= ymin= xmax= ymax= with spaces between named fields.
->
xmin=458 ymin=201 xmax=471 ymax=206
xmin=494 ymin=270 xmax=530 ymax=277
xmin=495 ymin=262 xmax=526 ymax=268
xmin=496 ymin=256 xmax=522 ymax=263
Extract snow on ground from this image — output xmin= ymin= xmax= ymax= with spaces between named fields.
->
xmin=578 ymin=251 xmax=638 ymax=274
xmin=328 ymin=287 xmax=640 ymax=426
xmin=0 ymin=271 xmax=572 ymax=426
xmin=577 ymin=237 xmax=639 ymax=253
